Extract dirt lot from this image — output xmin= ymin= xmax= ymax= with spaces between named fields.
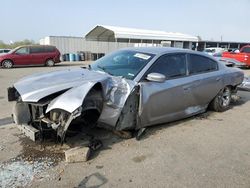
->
xmin=1 ymin=62 xmax=250 ymax=188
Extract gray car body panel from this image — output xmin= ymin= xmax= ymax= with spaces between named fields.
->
xmin=11 ymin=47 xmax=244 ymax=135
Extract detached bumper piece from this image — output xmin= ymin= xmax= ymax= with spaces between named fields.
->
xmin=238 ymin=77 xmax=250 ymax=92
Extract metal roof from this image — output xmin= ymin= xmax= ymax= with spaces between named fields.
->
xmin=199 ymin=40 xmax=249 ymax=44
xmin=85 ymin=25 xmax=198 ymax=42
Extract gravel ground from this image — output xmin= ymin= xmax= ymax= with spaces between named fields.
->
xmin=0 ymin=62 xmax=250 ymax=188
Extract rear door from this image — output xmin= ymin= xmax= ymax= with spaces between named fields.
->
xmin=30 ymin=46 xmax=46 ymax=65
xmin=187 ymin=54 xmax=223 ymax=107
xmin=139 ymin=53 xmax=195 ymax=127
xmin=12 ymin=47 xmax=33 ymax=65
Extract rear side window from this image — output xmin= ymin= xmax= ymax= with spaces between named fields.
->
xmin=30 ymin=46 xmax=44 ymax=53
xmin=188 ymin=54 xmax=218 ymax=75
xmin=44 ymin=46 xmax=55 ymax=52
xmin=241 ymin=47 xmax=250 ymax=53
xmin=148 ymin=54 xmax=187 ymax=79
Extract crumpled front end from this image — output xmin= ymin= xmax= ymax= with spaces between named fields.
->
xmin=10 ymin=88 xmax=77 ymax=141
xmin=8 ymin=68 xmax=137 ymax=142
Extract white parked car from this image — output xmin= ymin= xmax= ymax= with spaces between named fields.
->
xmin=203 ymin=47 xmax=225 ymax=56
xmin=0 ymin=49 xmax=11 ymax=54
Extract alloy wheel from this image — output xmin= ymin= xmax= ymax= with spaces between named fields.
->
xmin=2 ymin=60 xmax=13 ymax=68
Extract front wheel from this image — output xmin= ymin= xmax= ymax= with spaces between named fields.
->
xmin=2 ymin=60 xmax=13 ymax=68
xmin=45 ymin=59 xmax=55 ymax=67
xmin=209 ymin=86 xmax=232 ymax=112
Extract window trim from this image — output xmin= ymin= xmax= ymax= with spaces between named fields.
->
xmin=142 ymin=53 xmax=189 ymax=82
xmin=15 ymin=47 xmax=30 ymax=55
xmin=45 ymin=46 xmax=56 ymax=53
xmin=187 ymin=54 xmax=219 ymax=76
xmin=30 ymin=46 xmax=45 ymax=54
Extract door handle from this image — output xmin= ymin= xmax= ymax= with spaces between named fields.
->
xmin=183 ymin=86 xmax=191 ymax=91
xmin=216 ymin=77 xmax=222 ymax=81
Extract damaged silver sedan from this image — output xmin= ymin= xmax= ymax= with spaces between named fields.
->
xmin=8 ymin=47 xmax=244 ymax=142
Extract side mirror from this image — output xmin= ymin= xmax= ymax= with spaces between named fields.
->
xmin=146 ymin=73 xmax=166 ymax=83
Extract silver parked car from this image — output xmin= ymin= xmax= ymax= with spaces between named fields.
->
xmin=8 ymin=48 xmax=244 ymax=141
xmin=216 ymin=57 xmax=246 ymax=67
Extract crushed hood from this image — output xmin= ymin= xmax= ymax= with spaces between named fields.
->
xmin=14 ymin=68 xmax=110 ymax=102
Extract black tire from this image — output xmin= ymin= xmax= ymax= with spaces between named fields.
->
xmin=2 ymin=60 xmax=13 ymax=68
xmin=209 ymin=86 xmax=232 ymax=112
xmin=45 ymin=59 xmax=55 ymax=67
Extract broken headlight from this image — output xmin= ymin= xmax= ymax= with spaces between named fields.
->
xmin=42 ymin=109 xmax=71 ymax=130
xmin=7 ymin=87 xmax=20 ymax=101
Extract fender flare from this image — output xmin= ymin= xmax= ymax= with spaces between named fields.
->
xmin=46 ymin=81 xmax=101 ymax=113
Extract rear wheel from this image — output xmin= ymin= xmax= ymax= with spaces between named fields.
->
xmin=45 ymin=59 xmax=55 ymax=67
xmin=2 ymin=60 xmax=13 ymax=68
xmin=209 ymin=86 xmax=232 ymax=112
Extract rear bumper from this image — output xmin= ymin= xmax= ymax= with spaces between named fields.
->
xmin=54 ymin=57 xmax=61 ymax=63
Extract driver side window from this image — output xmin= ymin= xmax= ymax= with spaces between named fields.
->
xmin=15 ymin=47 xmax=29 ymax=55
xmin=148 ymin=54 xmax=187 ymax=79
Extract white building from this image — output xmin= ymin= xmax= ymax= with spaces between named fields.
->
xmin=40 ymin=25 xmax=199 ymax=55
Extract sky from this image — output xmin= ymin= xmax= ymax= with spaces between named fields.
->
xmin=1 ymin=0 xmax=250 ymax=43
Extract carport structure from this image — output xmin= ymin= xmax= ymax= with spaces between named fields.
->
xmin=85 ymin=25 xmax=198 ymax=49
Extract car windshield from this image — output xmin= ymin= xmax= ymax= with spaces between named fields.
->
xmin=91 ymin=50 xmax=155 ymax=80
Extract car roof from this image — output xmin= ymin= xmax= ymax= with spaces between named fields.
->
xmin=121 ymin=47 xmax=214 ymax=59
xmin=122 ymin=47 xmax=190 ymax=55
xmin=241 ymin=45 xmax=250 ymax=49
xmin=17 ymin=45 xmax=55 ymax=48
xmin=205 ymin=47 xmax=223 ymax=49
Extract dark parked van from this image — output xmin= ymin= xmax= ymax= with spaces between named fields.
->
xmin=0 ymin=45 xmax=61 ymax=68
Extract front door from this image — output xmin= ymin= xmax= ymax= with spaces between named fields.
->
xmin=12 ymin=47 xmax=33 ymax=65
xmin=139 ymin=53 xmax=194 ymax=127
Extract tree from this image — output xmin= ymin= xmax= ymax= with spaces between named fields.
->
xmin=0 ymin=39 xmax=37 ymax=49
